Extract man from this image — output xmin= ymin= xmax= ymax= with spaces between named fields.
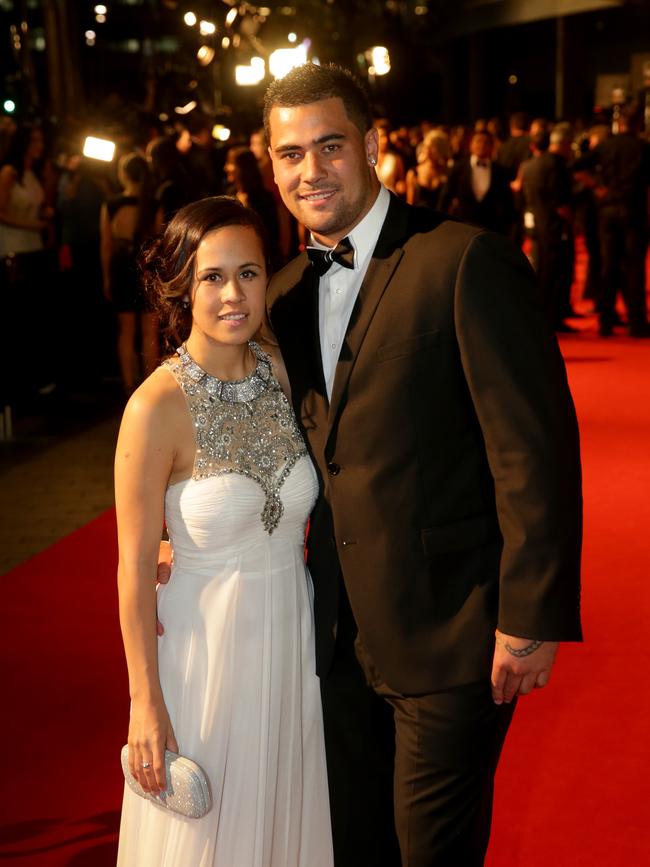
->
xmin=520 ymin=131 xmax=575 ymax=333
xmin=262 ymin=64 xmax=582 ymax=866
xmin=496 ymin=111 xmax=530 ymax=181
xmin=593 ymin=109 xmax=650 ymax=337
xmin=440 ymin=130 xmax=515 ymax=235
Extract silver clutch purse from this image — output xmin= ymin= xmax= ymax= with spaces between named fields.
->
xmin=120 ymin=745 xmax=212 ymax=819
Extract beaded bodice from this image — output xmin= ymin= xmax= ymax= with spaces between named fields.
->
xmin=163 ymin=342 xmax=308 ymax=534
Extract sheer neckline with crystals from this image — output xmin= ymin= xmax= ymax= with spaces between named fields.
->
xmin=162 ymin=340 xmax=308 ymax=533
xmin=174 ymin=341 xmax=273 ymax=404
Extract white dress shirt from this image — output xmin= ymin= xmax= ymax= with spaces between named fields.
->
xmin=470 ymin=154 xmax=491 ymax=202
xmin=313 ymin=184 xmax=390 ymax=399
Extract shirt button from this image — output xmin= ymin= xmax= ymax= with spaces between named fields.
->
xmin=331 ymin=342 xmax=336 ymax=349
xmin=336 ymin=288 xmax=343 ymax=294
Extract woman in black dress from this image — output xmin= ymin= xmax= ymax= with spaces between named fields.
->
xmin=100 ymin=153 xmax=158 ymax=395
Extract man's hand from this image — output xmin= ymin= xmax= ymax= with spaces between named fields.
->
xmin=491 ymin=630 xmax=559 ymax=705
xmin=156 ymin=540 xmax=173 ymax=636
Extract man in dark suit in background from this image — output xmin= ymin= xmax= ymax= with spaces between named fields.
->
xmin=521 ymin=131 xmax=575 ymax=332
xmin=441 ymin=130 xmax=515 ymax=235
xmin=264 ymin=63 xmax=582 ymax=867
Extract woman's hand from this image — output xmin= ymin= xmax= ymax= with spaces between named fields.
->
xmin=127 ymin=696 xmax=179 ymax=796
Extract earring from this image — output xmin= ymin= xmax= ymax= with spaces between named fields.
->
xmin=369 ymin=156 xmax=377 ymax=166
xmin=181 ymin=295 xmax=190 ymax=309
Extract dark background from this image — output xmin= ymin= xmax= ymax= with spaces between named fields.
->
xmin=1 ymin=1 xmax=649 ymax=137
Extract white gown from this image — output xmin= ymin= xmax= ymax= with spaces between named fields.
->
xmin=117 ymin=343 xmax=333 ymax=867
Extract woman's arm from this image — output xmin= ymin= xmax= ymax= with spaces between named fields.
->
xmin=99 ymin=202 xmax=113 ymax=299
xmin=115 ymin=376 xmax=179 ymax=795
xmin=0 ymin=165 xmax=48 ymax=231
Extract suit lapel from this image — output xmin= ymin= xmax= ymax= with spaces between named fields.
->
xmin=326 ymin=195 xmax=409 ymax=435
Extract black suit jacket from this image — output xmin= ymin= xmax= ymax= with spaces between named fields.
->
xmin=441 ymin=158 xmax=515 ymax=235
xmin=268 ymin=194 xmax=582 ymax=694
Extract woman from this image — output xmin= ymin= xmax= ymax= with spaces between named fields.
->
xmin=0 ymin=123 xmax=56 ymax=394
xmin=224 ymin=145 xmax=281 ymax=268
xmin=406 ymin=129 xmax=450 ymax=209
xmin=100 ymin=152 xmax=158 ymax=396
xmin=375 ymin=120 xmax=406 ymax=196
xmin=116 ymin=197 xmax=333 ymax=866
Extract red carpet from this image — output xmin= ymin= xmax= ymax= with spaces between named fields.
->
xmin=1 ymin=334 xmax=649 ymax=865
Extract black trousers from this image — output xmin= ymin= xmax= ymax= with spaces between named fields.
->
xmin=320 ymin=588 xmax=515 ymax=867
xmin=598 ymin=206 xmax=649 ymax=331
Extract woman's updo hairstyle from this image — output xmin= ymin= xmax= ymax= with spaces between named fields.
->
xmin=141 ymin=195 xmax=270 ymax=350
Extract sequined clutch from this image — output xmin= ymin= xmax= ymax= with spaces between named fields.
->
xmin=120 ymin=745 xmax=212 ymax=819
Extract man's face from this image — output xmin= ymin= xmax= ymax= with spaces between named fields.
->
xmin=249 ymin=132 xmax=266 ymax=161
xmin=268 ymin=97 xmax=379 ymax=246
xmin=470 ymin=133 xmax=492 ymax=160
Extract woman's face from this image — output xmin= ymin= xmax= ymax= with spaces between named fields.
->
xmin=27 ymin=129 xmax=45 ymax=161
xmin=188 ymin=225 xmax=267 ymax=348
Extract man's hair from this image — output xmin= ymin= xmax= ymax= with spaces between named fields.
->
xmin=509 ymin=112 xmax=528 ymax=133
xmin=263 ymin=63 xmax=373 ymax=140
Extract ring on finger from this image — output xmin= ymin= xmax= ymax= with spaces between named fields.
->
xmin=141 ymin=761 xmax=152 ymax=769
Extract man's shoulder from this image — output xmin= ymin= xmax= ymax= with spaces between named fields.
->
xmin=268 ymin=251 xmax=310 ymax=300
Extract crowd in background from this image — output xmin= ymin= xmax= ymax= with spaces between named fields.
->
xmin=1 ymin=97 xmax=649 ymax=408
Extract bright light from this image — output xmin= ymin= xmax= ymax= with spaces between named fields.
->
xmin=269 ymin=44 xmax=307 ymax=79
xmin=184 ymin=12 xmax=197 ymax=26
xmin=94 ymin=4 xmax=107 ymax=13
xmin=199 ymin=20 xmax=216 ymax=36
xmin=369 ymin=46 xmax=390 ymax=76
xmin=225 ymin=8 xmax=238 ymax=26
xmin=212 ymin=124 xmax=231 ymax=142
xmin=83 ymin=135 xmax=115 ymax=162
xmin=95 ymin=13 xmax=106 ymax=23
xmin=508 ymin=74 xmax=518 ymax=85
xmin=259 ymin=6 xmax=272 ymax=14
xmin=3 ymin=99 xmax=16 ymax=113
xmin=235 ymin=57 xmax=265 ymax=86
xmin=174 ymin=100 xmax=197 ymax=115
xmin=288 ymin=32 xmax=297 ymax=43
xmin=197 ymin=45 xmax=215 ymax=65
xmin=85 ymin=29 xmax=96 ymax=46
xmin=221 ymin=36 xmax=231 ymax=48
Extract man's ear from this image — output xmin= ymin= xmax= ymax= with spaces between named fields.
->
xmin=365 ymin=127 xmax=379 ymax=167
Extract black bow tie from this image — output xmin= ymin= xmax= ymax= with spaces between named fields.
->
xmin=306 ymin=236 xmax=355 ymax=276
xmin=475 ymin=160 xmax=490 ymax=168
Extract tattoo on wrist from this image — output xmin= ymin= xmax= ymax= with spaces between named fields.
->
xmin=495 ymin=636 xmax=544 ymax=658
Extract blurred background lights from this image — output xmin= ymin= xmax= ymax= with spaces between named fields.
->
xmin=235 ymin=56 xmax=265 ymax=86
xmin=197 ymin=45 xmax=215 ymax=65
xmin=3 ymin=99 xmax=16 ymax=113
xmin=95 ymin=13 xmax=106 ymax=23
xmin=85 ymin=30 xmax=96 ymax=45
xmin=94 ymin=4 xmax=107 ymax=13
xmin=225 ymin=8 xmax=238 ymax=27
xmin=221 ymin=36 xmax=231 ymax=49
xmin=199 ymin=20 xmax=216 ymax=36
xmin=83 ymin=135 xmax=115 ymax=162
xmin=288 ymin=32 xmax=297 ymax=43
xmin=212 ymin=124 xmax=231 ymax=142
xmin=183 ymin=11 xmax=197 ymax=26
xmin=509 ymin=74 xmax=518 ymax=84
xmin=269 ymin=43 xmax=308 ymax=79
xmin=174 ymin=100 xmax=197 ymax=115
xmin=370 ymin=46 xmax=390 ymax=75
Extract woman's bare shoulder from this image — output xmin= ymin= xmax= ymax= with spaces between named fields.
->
xmin=121 ymin=365 xmax=186 ymax=433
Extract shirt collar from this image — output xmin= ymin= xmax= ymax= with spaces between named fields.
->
xmin=309 ymin=184 xmax=390 ymax=270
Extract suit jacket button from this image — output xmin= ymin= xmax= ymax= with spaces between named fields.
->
xmin=327 ymin=462 xmax=341 ymax=476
